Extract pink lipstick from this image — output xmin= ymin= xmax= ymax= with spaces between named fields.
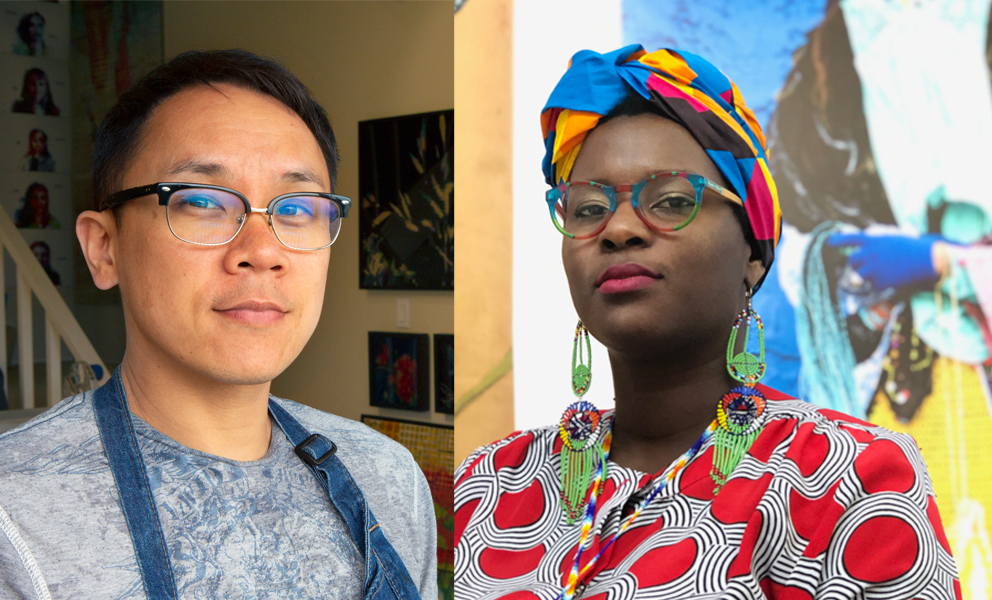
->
xmin=596 ymin=263 xmax=661 ymax=294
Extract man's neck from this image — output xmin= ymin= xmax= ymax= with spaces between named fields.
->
xmin=119 ymin=353 xmax=273 ymax=462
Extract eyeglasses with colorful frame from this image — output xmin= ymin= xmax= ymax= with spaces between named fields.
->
xmin=545 ymin=171 xmax=743 ymax=240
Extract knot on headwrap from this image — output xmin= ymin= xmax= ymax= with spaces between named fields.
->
xmin=541 ymin=44 xmax=782 ymax=273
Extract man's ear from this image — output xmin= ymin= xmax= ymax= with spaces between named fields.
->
xmin=76 ymin=210 xmax=120 ymax=290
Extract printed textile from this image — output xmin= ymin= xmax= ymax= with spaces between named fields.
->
xmin=455 ymin=386 xmax=960 ymax=599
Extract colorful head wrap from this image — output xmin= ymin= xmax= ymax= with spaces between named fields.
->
xmin=541 ymin=44 xmax=782 ymax=272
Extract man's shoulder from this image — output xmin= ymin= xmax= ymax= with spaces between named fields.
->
xmin=269 ymin=397 xmax=420 ymax=470
xmin=0 ymin=393 xmax=102 ymax=473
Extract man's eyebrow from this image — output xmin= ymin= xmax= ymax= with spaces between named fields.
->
xmin=166 ymin=160 xmax=230 ymax=178
xmin=281 ymin=168 xmax=327 ymax=189
xmin=166 ymin=160 xmax=326 ymax=189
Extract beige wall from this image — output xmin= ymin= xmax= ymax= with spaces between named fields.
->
xmin=453 ymin=0 xmax=514 ymax=464
xmin=164 ymin=1 xmax=453 ymax=426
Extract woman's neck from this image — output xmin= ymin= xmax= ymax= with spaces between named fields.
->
xmin=606 ymin=348 xmax=736 ymax=474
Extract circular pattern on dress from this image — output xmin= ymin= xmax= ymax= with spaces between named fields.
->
xmin=853 ymin=439 xmax=915 ymax=494
xmin=842 ymin=516 xmax=919 ymax=583
xmin=717 ymin=386 xmax=766 ymax=435
xmin=494 ymin=480 xmax=546 ymax=530
xmin=628 ymin=538 xmax=697 ymax=588
xmin=558 ymin=401 xmax=602 ymax=451
xmin=479 ymin=546 xmax=547 ymax=580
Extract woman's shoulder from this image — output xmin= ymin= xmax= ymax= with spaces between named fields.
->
xmin=456 ymin=423 xmax=559 ymax=484
xmin=758 ymin=384 xmax=907 ymax=439
xmin=754 ymin=384 xmax=930 ymax=482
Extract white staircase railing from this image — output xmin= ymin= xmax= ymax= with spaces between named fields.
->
xmin=0 ymin=208 xmax=109 ymax=408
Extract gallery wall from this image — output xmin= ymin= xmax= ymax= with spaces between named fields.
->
xmin=163 ymin=1 xmax=454 ymax=426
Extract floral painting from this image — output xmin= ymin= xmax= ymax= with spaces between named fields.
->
xmin=360 ymin=415 xmax=454 ymax=600
xmin=368 ymin=332 xmax=430 ymax=411
xmin=359 ymin=110 xmax=453 ymax=290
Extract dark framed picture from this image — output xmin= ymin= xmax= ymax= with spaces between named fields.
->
xmin=434 ymin=334 xmax=453 ymax=414
xmin=368 ymin=332 xmax=430 ymax=411
xmin=360 ymin=415 xmax=454 ymax=600
xmin=359 ymin=109 xmax=453 ymax=290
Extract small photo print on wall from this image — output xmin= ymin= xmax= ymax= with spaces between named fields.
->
xmin=359 ymin=109 xmax=453 ymax=290
xmin=2 ymin=171 xmax=70 ymax=230
xmin=434 ymin=334 xmax=453 ymax=414
xmin=18 ymin=229 xmax=69 ymax=288
xmin=0 ymin=115 xmax=70 ymax=173
xmin=1 ymin=56 xmax=69 ymax=118
xmin=368 ymin=332 xmax=430 ymax=411
xmin=0 ymin=2 xmax=71 ymax=61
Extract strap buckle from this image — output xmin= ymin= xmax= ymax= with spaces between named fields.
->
xmin=294 ymin=433 xmax=337 ymax=466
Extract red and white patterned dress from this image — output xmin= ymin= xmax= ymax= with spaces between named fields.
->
xmin=455 ymin=386 xmax=960 ymax=599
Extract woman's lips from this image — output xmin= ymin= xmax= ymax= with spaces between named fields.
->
xmin=596 ymin=263 xmax=661 ymax=294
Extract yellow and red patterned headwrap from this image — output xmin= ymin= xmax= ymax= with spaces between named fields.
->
xmin=541 ymin=44 xmax=782 ymax=271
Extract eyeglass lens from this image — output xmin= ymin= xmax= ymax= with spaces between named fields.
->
xmin=552 ymin=175 xmax=699 ymax=238
xmin=166 ymin=188 xmax=341 ymax=250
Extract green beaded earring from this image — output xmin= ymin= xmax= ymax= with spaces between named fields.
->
xmin=571 ymin=321 xmax=592 ymax=396
xmin=558 ymin=321 xmax=606 ymax=523
xmin=711 ymin=288 xmax=768 ymax=493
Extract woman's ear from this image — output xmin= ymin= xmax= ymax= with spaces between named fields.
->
xmin=76 ymin=210 xmax=120 ymax=290
xmin=745 ymin=257 xmax=766 ymax=292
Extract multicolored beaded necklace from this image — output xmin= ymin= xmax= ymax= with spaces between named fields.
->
xmin=557 ymin=412 xmax=718 ymax=600
xmin=558 ymin=302 xmax=767 ymax=599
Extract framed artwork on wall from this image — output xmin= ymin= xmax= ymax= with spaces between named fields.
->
xmin=360 ymin=415 xmax=454 ymax=600
xmin=358 ymin=109 xmax=453 ymax=290
xmin=368 ymin=331 xmax=430 ymax=411
xmin=433 ymin=334 xmax=453 ymax=414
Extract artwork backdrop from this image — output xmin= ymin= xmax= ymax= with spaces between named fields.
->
xmin=511 ymin=0 xmax=992 ymax=593
xmin=1 ymin=1 xmax=73 ymax=389
xmin=361 ymin=415 xmax=454 ymax=600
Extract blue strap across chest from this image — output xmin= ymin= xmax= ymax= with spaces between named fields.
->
xmin=92 ymin=369 xmax=422 ymax=600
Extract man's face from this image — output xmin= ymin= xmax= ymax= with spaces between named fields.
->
xmin=113 ymin=83 xmax=331 ymax=386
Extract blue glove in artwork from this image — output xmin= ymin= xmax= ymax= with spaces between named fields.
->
xmin=827 ymin=232 xmax=941 ymax=290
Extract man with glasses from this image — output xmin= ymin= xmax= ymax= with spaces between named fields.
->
xmin=0 ymin=50 xmax=435 ymax=600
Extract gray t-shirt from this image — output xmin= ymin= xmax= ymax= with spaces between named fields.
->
xmin=0 ymin=392 xmax=437 ymax=599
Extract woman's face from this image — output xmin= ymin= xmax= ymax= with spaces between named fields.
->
xmin=29 ymin=187 xmax=49 ymax=213
xmin=561 ymin=114 xmax=764 ymax=360
xmin=28 ymin=74 xmax=47 ymax=103
xmin=27 ymin=16 xmax=44 ymax=43
xmin=29 ymin=131 xmax=45 ymax=153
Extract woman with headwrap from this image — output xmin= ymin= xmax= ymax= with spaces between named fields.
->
xmin=454 ymin=46 xmax=959 ymax=599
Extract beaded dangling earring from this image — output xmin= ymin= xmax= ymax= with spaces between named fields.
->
xmin=558 ymin=321 xmax=606 ymax=524
xmin=711 ymin=287 xmax=768 ymax=493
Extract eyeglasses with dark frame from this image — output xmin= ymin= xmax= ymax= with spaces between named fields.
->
xmin=103 ymin=182 xmax=352 ymax=251
xmin=545 ymin=171 xmax=743 ymax=240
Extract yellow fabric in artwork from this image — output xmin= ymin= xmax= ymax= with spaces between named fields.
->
xmin=868 ymin=357 xmax=992 ymax=596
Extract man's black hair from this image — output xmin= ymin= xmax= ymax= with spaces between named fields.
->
xmin=600 ymin=92 xmax=761 ymax=264
xmin=93 ymin=49 xmax=339 ymax=222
